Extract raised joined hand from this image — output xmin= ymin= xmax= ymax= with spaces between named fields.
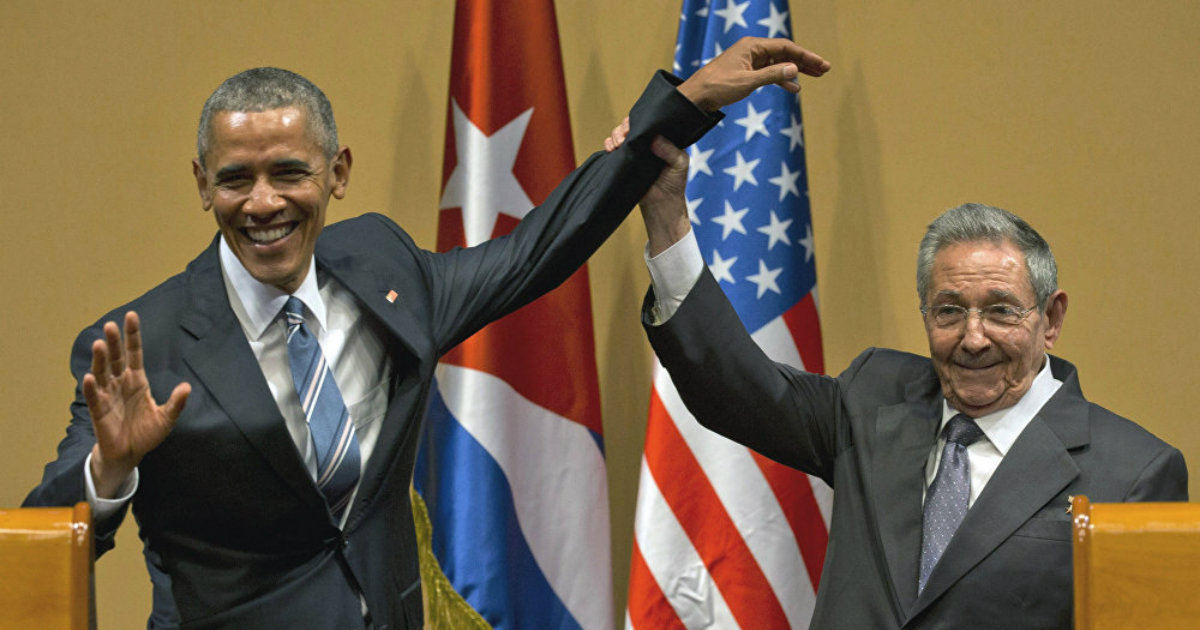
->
xmin=638 ymin=137 xmax=693 ymax=257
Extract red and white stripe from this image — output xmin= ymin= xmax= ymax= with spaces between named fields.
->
xmin=628 ymin=305 xmax=833 ymax=630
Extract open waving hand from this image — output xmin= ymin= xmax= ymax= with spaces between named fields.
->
xmin=85 ymin=311 xmax=190 ymax=498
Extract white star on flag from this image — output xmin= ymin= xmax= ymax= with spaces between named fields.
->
xmin=735 ymin=103 xmax=772 ymax=142
xmin=747 ymin=259 xmax=784 ymax=298
xmin=709 ymin=249 xmax=738 ymax=284
xmin=714 ymin=0 xmax=751 ymax=32
xmin=756 ymin=3 xmax=790 ymax=37
xmin=439 ymin=100 xmax=534 ymax=246
xmin=799 ymin=222 xmax=815 ymax=262
xmin=769 ymin=161 xmax=802 ymax=201
xmin=689 ymin=145 xmax=715 ymax=180
xmin=712 ymin=201 xmax=750 ymax=239
xmin=757 ymin=210 xmax=794 ymax=250
xmin=723 ymin=150 xmax=760 ymax=191
xmin=781 ymin=113 xmax=804 ymax=151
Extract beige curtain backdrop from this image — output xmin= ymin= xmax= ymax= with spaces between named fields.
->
xmin=2 ymin=2 xmax=1197 ymax=628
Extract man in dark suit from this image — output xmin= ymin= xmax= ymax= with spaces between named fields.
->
xmin=627 ymin=138 xmax=1188 ymax=628
xmin=24 ymin=39 xmax=831 ymax=629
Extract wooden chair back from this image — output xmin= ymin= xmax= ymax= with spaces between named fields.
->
xmin=1073 ymin=495 xmax=1200 ymax=630
xmin=0 ymin=503 xmax=93 ymax=630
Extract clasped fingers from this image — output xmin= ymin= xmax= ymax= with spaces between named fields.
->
xmin=604 ymin=117 xmax=631 ymax=152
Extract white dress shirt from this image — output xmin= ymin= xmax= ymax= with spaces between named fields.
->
xmin=926 ymin=362 xmax=1061 ymax=506
xmin=87 ymin=239 xmax=392 ymax=528
xmin=644 ymin=226 xmax=1064 ymax=506
xmin=643 ymin=228 xmax=706 ymax=325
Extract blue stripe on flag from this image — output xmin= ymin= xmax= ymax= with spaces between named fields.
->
xmin=415 ymin=382 xmax=582 ymax=630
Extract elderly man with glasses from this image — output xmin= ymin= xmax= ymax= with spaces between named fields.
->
xmin=626 ymin=142 xmax=1188 ymax=630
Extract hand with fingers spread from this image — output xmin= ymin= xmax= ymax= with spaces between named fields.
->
xmin=677 ymin=36 xmax=830 ymax=112
xmin=84 ymin=311 xmax=190 ymax=498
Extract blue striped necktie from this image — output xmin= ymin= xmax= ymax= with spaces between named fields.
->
xmin=919 ymin=413 xmax=985 ymax=592
xmin=283 ymin=296 xmax=360 ymax=522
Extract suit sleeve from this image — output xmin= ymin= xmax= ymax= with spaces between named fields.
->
xmin=644 ymin=267 xmax=844 ymax=484
xmin=419 ymin=71 xmax=722 ymax=354
xmin=23 ymin=320 xmax=127 ymax=555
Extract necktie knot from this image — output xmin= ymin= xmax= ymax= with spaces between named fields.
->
xmin=943 ymin=413 xmax=984 ymax=447
xmin=284 ymin=296 xmax=306 ymax=330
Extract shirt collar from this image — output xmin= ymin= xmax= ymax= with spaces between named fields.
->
xmin=940 ymin=357 xmax=1063 ymax=455
xmin=218 ymin=237 xmax=327 ymax=340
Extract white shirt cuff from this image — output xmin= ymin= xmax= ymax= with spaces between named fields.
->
xmin=84 ymin=451 xmax=138 ymax=521
xmin=644 ymin=228 xmax=704 ymax=325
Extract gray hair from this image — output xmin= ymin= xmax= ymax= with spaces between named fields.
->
xmin=196 ymin=67 xmax=338 ymax=168
xmin=917 ymin=203 xmax=1058 ymax=310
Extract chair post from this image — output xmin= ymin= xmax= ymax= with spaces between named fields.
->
xmin=69 ymin=503 xmax=94 ymax=630
xmin=1071 ymin=494 xmax=1093 ymax=630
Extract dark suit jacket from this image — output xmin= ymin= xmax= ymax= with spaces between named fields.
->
xmin=646 ymin=269 xmax=1188 ymax=630
xmin=25 ymin=71 xmax=717 ymax=630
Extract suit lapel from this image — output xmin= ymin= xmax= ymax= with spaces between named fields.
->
xmin=316 ymin=244 xmax=429 ymax=363
xmin=179 ymin=238 xmax=327 ymax=513
xmin=316 ymin=244 xmax=432 ymax=527
xmin=872 ymin=374 xmax=942 ymax=614
xmin=908 ymin=358 xmax=1088 ymax=617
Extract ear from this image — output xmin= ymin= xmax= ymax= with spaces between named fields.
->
xmin=192 ymin=158 xmax=213 ymax=211
xmin=1041 ymin=290 xmax=1068 ymax=350
xmin=330 ymin=146 xmax=352 ymax=200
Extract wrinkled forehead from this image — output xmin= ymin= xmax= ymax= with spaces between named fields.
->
xmin=929 ymin=239 xmax=1035 ymax=300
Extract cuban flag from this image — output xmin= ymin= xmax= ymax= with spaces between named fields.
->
xmin=413 ymin=0 xmax=612 ymax=629
xmin=626 ymin=2 xmax=833 ymax=629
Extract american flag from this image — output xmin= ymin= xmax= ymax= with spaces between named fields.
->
xmin=626 ymin=2 xmax=833 ymax=629
xmin=414 ymin=0 xmax=612 ymax=628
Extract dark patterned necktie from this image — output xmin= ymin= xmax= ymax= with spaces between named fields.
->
xmin=284 ymin=296 xmax=360 ymax=522
xmin=919 ymin=413 xmax=985 ymax=592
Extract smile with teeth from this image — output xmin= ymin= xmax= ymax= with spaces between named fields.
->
xmin=244 ymin=222 xmax=297 ymax=244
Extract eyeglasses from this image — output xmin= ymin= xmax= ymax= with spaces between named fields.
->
xmin=921 ymin=303 xmax=1038 ymax=329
